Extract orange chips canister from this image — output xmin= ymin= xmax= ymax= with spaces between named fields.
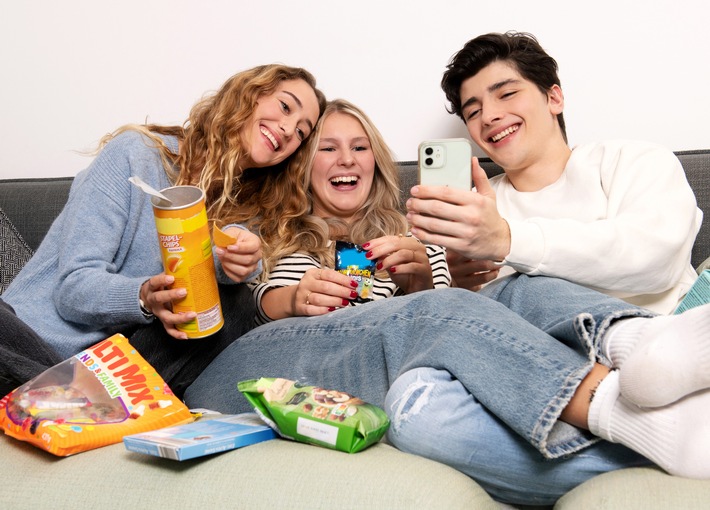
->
xmin=151 ymin=186 xmax=223 ymax=338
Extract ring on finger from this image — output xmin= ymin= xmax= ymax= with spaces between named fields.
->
xmin=306 ymin=292 xmax=311 ymax=305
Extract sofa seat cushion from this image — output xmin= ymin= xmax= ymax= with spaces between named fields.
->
xmin=0 ymin=207 xmax=33 ymax=294
xmin=0 ymin=433 xmax=498 ymax=509
xmin=554 ymin=466 xmax=710 ymax=509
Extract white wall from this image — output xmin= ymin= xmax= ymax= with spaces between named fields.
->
xmin=2 ymin=0 xmax=708 ymax=179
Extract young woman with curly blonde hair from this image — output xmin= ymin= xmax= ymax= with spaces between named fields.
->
xmin=1 ymin=64 xmax=326 ymax=397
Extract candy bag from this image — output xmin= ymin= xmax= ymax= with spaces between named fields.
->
xmin=238 ymin=377 xmax=389 ymax=453
xmin=0 ymin=334 xmax=193 ymax=456
xmin=334 ymin=240 xmax=377 ymax=301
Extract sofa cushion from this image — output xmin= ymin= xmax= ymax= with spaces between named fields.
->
xmin=0 ymin=434 xmax=499 ymax=509
xmin=554 ymin=466 xmax=710 ymax=509
xmin=0 ymin=207 xmax=33 ymax=294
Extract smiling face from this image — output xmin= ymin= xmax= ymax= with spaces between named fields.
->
xmin=459 ymin=60 xmax=568 ymax=186
xmin=242 ymin=78 xmax=321 ymax=169
xmin=309 ymin=112 xmax=376 ymax=222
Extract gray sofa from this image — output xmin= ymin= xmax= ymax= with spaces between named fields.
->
xmin=1 ymin=152 xmax=709 ymax=509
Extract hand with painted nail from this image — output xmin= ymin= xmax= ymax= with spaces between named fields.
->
xmin=363 ymin=234 xmax=433 ymax=294
xmin=260 ymin=267 xmax=358 ymax=320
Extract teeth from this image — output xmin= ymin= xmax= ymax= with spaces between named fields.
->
xmin=260 ymin=127 xmax=279 ymax=149
xmin=491 ymin=125 xmax=519 ymax=142
xmin=330 ymin=176 xmax=359 ymax=185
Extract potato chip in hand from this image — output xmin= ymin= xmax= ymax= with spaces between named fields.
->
xmin=213 ymin=225 xmax=239 ymax=248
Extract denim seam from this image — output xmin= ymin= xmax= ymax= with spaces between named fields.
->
xmin=593 ymin=308 xmax=657 ymax=365
xmin=532 ymin=309 xmax=656 ymax=459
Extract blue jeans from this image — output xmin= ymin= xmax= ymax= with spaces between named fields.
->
xmin=385 ymin=367 xmax=650 ymax=506
xmin=185 ymin=274 xmax=650 ymax=448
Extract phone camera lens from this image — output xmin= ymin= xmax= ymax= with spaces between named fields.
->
xmin=425 ymin=147 xmax=433 ymax=156
xmin=425 ymin=157 xmax=433 ymax=166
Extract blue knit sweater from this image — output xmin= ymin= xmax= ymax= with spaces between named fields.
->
xmin=4 ymin=131 xmax=226 ymax=358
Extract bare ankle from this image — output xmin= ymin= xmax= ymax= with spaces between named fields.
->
xmin=561 ymin=363 xmax=611 ymax=429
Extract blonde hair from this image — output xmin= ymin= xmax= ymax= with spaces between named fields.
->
xmin=98 ymin=64 xmax=326 ymax=223
xmin=236 ymin=99 xmax=407 ymax=277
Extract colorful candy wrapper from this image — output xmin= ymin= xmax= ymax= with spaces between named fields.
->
xmin=238 ymin=377 xmax=390 ymax=454
xmin=334 ymin=240 xmax=377 ymax=301
xmin=0 ymin=334 xmax=193 ymax=456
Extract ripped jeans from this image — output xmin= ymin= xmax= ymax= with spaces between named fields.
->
xmin=385 ymin=368 xmax=650 ymax=506
xmin=184 ymin=275 xmax=653 ymax=502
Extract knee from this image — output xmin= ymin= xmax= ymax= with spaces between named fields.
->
xmin=385 ymin=367 xmax=470 ymax=457
xmin=385 ymin=367 xmax=439 ymax=436
xmin=399 ymin=288 xmax=488 ymax=321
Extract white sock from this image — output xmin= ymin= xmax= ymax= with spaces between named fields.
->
xmin=588 ymin=370 xmax=710 ymax=479
xmin=603 ymin=303 xmax=710 ymax=407
xmin=603 ymin=317 xmax=646 ymax=366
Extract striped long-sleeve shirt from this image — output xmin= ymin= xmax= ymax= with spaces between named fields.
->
xmin=250 ymin=242 xmax=450 ymax=325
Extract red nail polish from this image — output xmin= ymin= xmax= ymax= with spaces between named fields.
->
xmin=376 ymin=262 xmax=383 ymax=270
xmin=390 ymin=266 xmax=397 ymax=273
xmin=342 ymin=298 xmax=349 ymax=306
xmin=350 ymin=280 xmax=358 ymax=288
xmin=362 ymin=242 xmax=370 ymax=249
xmin=328 ymin=307 xmax=336 ymax=312
xmin=350 ymin=290 xmax=358 ymax=298
xmin=366 ymin=251 xmax=373 ymax=258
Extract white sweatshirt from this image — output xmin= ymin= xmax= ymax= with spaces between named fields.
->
xmin=491 ymin=140 xmax=702 ymax=314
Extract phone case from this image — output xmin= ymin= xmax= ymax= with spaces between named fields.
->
xmin=418 ymin=138 xmax=472 ymax=190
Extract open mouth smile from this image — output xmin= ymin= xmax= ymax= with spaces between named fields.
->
xmin=260 ymin=127 xmax=280 ymax=150
xmin=490 ymin=124 xmax=519 ymax=143
xmin=330 ymin=175 xmax=359 ymax=187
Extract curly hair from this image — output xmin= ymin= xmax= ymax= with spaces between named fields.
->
xmin=232 ymin=99 xmax=408 ymax=278
xmin=99 ymin=64 xmax=327 ymax=222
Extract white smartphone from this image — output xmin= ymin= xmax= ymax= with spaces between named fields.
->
xmin=418 ymin=138 xmax=473 ymax=190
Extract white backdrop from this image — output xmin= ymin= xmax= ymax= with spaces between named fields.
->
xmin=2 ymin=0 xmax=709 ymax=179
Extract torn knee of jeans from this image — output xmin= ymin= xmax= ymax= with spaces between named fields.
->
xmin=388 ymin=380 xmax=435 ymax=432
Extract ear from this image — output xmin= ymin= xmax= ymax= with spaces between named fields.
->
xmin=547 ymin=84 xmax=564 ymax=115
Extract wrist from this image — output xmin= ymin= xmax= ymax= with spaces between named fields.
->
xmin=139 ymin=280 xmax=155 ymax=321
xmin=496 ymin=219 xmax=512 ymax=261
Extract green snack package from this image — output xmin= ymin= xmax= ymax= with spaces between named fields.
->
xmin=238 ymin=377 xmax=389 ymax=453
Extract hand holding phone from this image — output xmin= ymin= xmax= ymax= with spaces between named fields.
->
xmin=418 ymin=138 xmax=472 ymax=190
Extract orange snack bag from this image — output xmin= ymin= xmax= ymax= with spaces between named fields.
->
xmin=0 ymin=334 xmax=193 ymax=456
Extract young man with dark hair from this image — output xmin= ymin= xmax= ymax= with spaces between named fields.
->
xmin=408 ymin=31 xmax=699 ymax=313
xmin=390 ymin=31 xmax=710 ymax=505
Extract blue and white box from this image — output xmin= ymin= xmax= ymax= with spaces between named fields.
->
xmin=123 ymin=413 xmax=276 ymax=461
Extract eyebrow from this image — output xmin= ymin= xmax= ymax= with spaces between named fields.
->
xmin=460 ymin=78 xmax=522 ymax=112
xmin=319 ymin=136 xmax=370 ymax=144
xmin=283 ymin=90 xmax=314 ymax=131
